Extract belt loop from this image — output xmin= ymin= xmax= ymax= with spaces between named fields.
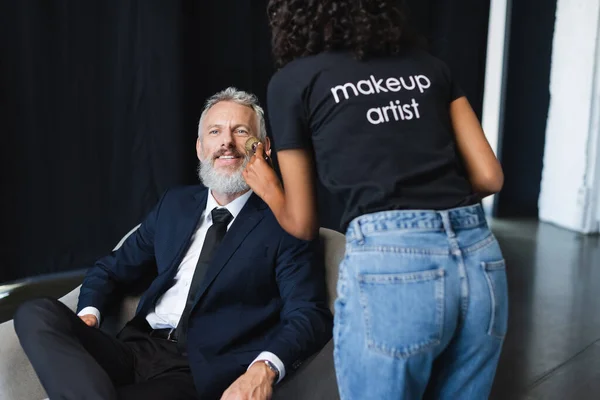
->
xmin=347 ymin=221 xmax=364 ymax=243
xmin=440 ymin=211 xmax=456 ymax=238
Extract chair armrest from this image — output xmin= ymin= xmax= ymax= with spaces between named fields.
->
xmin=273 ymin=339 xmax=340 ymax=400
xmin=0 ymin=223 xmax=140 ymax=400
xmin=0 ymin=319 xmax=47 ymax=399
xmin=0 ymin=286 xmax=81 ymax=400
xmin=58 ymin=285 xmax=82 ymax=312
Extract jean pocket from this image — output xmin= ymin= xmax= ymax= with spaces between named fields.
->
xmin=358 ymin=268 xmax=445 ymax=359
xmin=481 ymin=260 xmax=508 ymax=338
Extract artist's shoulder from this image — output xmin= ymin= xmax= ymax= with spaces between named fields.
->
xmin=404 ymin=48 xmax=453 ymax=73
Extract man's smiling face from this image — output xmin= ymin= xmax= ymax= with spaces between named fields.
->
xmin=197 ymin=100 xmax=258 ymax=173
xmin=196 ymin=101 xmax=260 ymax=194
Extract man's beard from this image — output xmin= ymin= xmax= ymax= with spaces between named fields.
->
xmin=197 ymin=147 xmax=250 ymax=195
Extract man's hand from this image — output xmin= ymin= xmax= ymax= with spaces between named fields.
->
xmin=79 ymin=314 xmax=98 ymax=328
xmin=220 ymin=362 xmax=276 ymax=400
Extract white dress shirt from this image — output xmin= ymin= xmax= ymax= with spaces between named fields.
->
xmin=78 ymin=189 xmax=285 ymax=382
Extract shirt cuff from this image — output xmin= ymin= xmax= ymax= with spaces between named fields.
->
xmin=248 ymin=351 xmax=285 ymax=384
xmin=77 ymin=306 xmax=101 ymax=327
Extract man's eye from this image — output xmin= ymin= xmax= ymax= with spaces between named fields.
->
xmin=209 ymin=130 xmax=219 ymax=135
xmin=236 ymin=129 xmax=249 ymax=135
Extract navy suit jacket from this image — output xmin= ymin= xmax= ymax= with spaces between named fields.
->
xmin=77 ymin=185 xmax=333 ymax=397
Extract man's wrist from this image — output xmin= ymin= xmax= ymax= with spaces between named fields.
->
xmin=262 ymin=359 xmax=280 ymax=384
xmin=248 ymin=352 xmax=285 ymax=384
xmin=77 ymin=306 xmax=101 ymax=327
xmin=249 ymin=361 xmax=278 ymax=385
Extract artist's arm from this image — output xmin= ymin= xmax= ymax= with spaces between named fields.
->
xmin=243 ymin=145 xmax=317 ymax=241
xmin=243 ymin=71 xmax=318 ymax=241
xmin=450 ymin=97 xmax=504 ymax=197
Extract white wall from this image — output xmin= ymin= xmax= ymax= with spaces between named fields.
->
xmin=538 ymin=0 xmax=600 ymax=233
xmin=481 ymin=0 xmax=511 ymax=215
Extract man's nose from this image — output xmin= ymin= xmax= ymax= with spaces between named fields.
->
xmin=220 ymin=129 xmax=234 ymax=147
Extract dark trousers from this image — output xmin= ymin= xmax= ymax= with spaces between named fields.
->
xmin=13 ymin=297 xmax=198 ymax=400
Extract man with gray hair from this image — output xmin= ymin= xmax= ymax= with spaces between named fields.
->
xmin=197 ymin=87 xmax=270 ymax=197
xmin=14 ymin=87 xmax=333 ymax=400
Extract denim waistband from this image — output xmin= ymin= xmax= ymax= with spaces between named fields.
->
xmin=346 ymin=203 xmax=487 ymax=241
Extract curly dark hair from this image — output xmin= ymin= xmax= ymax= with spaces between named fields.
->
xmin=267 ymin=0 xmax=419 ymax=68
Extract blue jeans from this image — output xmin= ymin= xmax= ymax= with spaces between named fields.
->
xmin=333 ymin=204 xmax=508 ymax=399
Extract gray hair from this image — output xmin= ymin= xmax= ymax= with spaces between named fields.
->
xmin=198 ymin=87 xmax=267 ymax=141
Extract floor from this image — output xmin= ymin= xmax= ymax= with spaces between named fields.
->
xmin=488 ymin=219 xmax=600 ymax=399
xmin=1 ymin=219 xmax=599 ymax=399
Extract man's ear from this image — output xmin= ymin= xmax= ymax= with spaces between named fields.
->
xmin=264 ymin=136 xmax=272 ymax=157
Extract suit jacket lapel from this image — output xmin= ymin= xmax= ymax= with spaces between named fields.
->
xmin=168 ymin=189 xmax=208 ymax=270
xmin=139 ymin=188 xmax=207 ymax=316
xmin=193 ymin=193 xmax=266 ymax=305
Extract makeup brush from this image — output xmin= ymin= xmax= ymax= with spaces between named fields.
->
xmin=245 ymin=137 xmax=273 ymax=166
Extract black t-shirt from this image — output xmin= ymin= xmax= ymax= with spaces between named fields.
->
xmin=267 ymin=49 xmax=477 ymax=231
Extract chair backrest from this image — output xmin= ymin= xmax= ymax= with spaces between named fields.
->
xmin=113 ymin=224 xmax=141 ymax=251
xmin=317 ymin=228 xmax=345 ymax=313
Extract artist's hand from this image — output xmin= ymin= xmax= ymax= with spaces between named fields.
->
xmin=243 ymin=143 xmax=281 ymax=201
xmin=220 ymin=362 xmax=275 ymax=400
xmin=79 ymin=314 xmax=98 ymax=328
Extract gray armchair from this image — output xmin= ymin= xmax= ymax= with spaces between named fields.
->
xmin=0 ymin=227 xmax=344 ymax=400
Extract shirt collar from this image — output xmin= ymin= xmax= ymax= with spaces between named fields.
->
xmin=205 ymin=189 xmax=253 ymax=223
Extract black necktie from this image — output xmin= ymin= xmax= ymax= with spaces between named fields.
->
xmin=176 ymin=207 xmax=233 ymax=350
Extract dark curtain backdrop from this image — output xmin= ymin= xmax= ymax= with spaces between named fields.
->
xmin=0 ymin=0 xmax=490 ymax=283
xmin=495 ymin=0 xmax=557 ymax=217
